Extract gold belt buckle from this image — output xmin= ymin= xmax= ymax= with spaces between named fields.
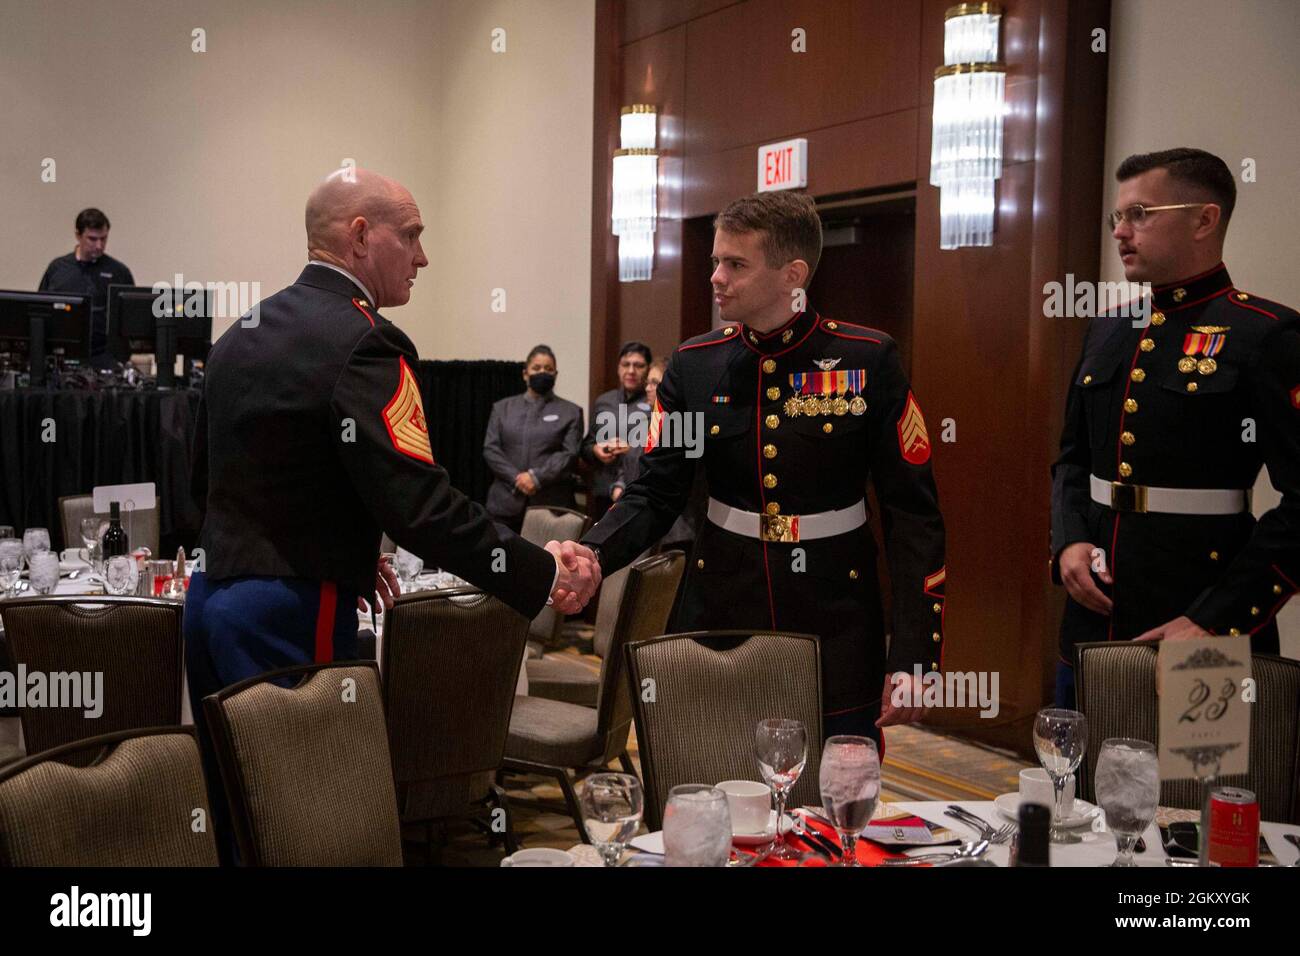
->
xmin=760 ymin=513 xmax=798 ymax=543
xmin=1109 ymin=482 xmax=1148 ymax=514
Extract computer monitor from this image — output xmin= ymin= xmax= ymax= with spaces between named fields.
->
xmin=0 ymin=289 xmax=93 ymax=386
xmin=106 ymin=284 xmax=212 ymax=388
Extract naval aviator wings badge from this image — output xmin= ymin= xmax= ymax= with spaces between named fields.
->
xmin=383 ymin=358 xmax=435 ymax=464
xmin=813 ymin=357 xmax=842 ymax=371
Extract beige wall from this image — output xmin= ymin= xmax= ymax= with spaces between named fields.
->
xmin=0 ymin=0 xmax=593 ymax=393
xmin=1102 ymin=0 xmax=1300 ymax=653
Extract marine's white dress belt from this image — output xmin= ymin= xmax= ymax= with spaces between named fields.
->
xmin=707 ymin=498 xmax=867 ymax=542
xmin=1089 ymin=474 xmax=1250 ymax=515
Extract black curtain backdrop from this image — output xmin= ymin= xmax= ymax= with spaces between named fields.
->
xmin=417 ymin=359 xmax=524 ymax=504
xmin=0 ymin=361 xmax=523 ymax=553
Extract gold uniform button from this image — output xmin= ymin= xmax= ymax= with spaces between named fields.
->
xmin=1121 ymin=431 xmax=1135 ymax=446
xmin=1140 ymin=338 xmax=1155 ymax=352
xmin=765 ymin=415 xmax=779 ymax=429
xmin=930 ymin=662 xmax=938 ymax=671
xmin=1082 ymin=374 xmax=1093 ymax=385
xmin=762 ymin=359 xmax=777 ymax=374
xmin=766 ymin=387 xmax=781 ymax=401
xmin=1124 ymin=398 xmax=1138 ymax=413
xmin=782 ymin=329 xmax=794 ymax=343
xmin=1250 ymin=606 xmax=1260 ymax=616
xmin=709 ymin=425 xmax=720 ymax=436
xmin=763 ymin=444 xmax=777 ymax=459
xmin=1186 ymin=381 xmax=1198 ymax=393
xmin=696 ymin=559 xmax=704 ymax=570
xmin=826 ymin=321 xmax=838 ymax=330
xmin=1209 ymin=551 xmax=1219 ymax=561
xmin=1275 ymin=584 xmax=1284 ymax=595
xmin=849 ymin=569 xmax=859 ymax=580
xmin=1150 ymin=312 xmax=1166 ymax=326
xmin=1229 ymin=628 xmax=1241 ymax=636
xmin=763 ymin=473 xmax=778 ymax=489
xmin=823 ymin=423 xmax=833 ymax=433
xmin=1118 ymin=462 xmax=1132 ymax=478
xmin=765 ymin=502 xmax=780 ymax=515
xmin=933 ymin=603 xmax=943 ymax=614
xmin=932 ymin=632 xmax=942 ymax=643
xmin=1130 ymin=368 xmax=1145 ymax=383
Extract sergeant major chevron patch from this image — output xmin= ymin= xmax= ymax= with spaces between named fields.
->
xmin=383 ymin=358 xmax=434 ymax=464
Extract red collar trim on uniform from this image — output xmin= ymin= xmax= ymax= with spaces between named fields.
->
xmin=739 ymin=312 xmax=821 ymax=358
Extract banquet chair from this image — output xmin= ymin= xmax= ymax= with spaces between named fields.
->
xmin=381 ymin=588 xmax=529 ymax=859
xmin=0 ymin=726 xmax=218 ymax=866
xmin=1075 ymin=642 xmax=1300 ymax=824
xmin=519 ymin=506 xmax=590 ymax=657
xmin=625 ymin=630 xmax=824 ymax=831
xmin=203 ymin=661 xmax=403 ymax=866
xmin=58 ymin=494 xmax=161 ymax=555
xmin=0 ymin=596 xmax=184 ymax=760
xmin=526 ymin=561 xmax=631 ymax=706
xmin=502 ymin=550 xmax=685 ymax=840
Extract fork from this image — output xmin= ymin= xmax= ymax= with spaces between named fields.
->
xmin=945 ymin=806 xmax=1016 ymax=845
xmin=878 ymin=838 xmax=991 ymax=866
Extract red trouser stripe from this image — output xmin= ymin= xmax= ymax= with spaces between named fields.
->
xmin=314 ymin=581 xmax=338 ymax=663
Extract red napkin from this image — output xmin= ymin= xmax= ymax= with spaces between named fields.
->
xmin=745 ymin=814 xmax=914 ymax=867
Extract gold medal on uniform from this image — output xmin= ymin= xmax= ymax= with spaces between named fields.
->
xmin=832 ymin=397 xmax=848 ymax=416
xmin=784 ymin=396 xmax=802 ymax=418
xmin=1182 ymin=331 xmax=1225 ymax=378
xmin=849 ymin=396 xmax=867 ymax=416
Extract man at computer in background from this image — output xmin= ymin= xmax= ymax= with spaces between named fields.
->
xmin=39 ymin=207 xmax=135 ymax=364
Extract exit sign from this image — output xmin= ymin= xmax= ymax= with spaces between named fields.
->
xmin=757 ymin=138 xmax=808 ymax=192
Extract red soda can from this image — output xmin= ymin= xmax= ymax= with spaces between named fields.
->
xmin=1207 ymin=786 xmax=1259 ymax=867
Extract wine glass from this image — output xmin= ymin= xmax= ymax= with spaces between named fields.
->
xmin=1033 ymin=708 xmax=1089 ymax=844
xmin=755 ymin=718 xmax=808 ymax=860
xmin=580 ymin=772 xmax=643 ymax=867
xmin=0 ymin=553 xmax=22 ymax=598
xmin=662 ymin=784 xmax=732 ymax=867
xmin=1094 ymin=738 xmax=1159 ymax=867
xmin=819 ymin=735 xmax=881 ymax=866
xmin=80 ymin=517 xmax=105 ymax=566
xmin=22 ymin=527 xmax=50 ymax=561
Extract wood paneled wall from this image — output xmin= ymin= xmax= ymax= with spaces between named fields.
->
xmin=591 ymin=0 xmax=1111 ymax=756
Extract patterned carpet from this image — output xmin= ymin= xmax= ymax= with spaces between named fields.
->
xmin=426 ymin=631 xmax=1032 ymax=866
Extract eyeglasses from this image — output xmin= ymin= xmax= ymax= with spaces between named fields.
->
xmin=1108 ymin=203 xmax=1207 ymax=230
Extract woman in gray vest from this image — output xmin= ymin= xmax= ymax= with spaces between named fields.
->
xmin=483 ymin=345 xmax=584 ymax=533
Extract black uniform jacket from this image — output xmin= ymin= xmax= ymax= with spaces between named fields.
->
xmin=1051 ymin=263 xmax=1299 ymax=658
xmin=583 ymin=307 xmax=947 ymax=717
xmin=193 ymin=264 xmax=553 ymax=618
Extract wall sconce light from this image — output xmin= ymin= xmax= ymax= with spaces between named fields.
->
xmin=930 ymin=2 xmax=1005 ymax=249
xmin=612 ymin=104 xmax=658 ymax=282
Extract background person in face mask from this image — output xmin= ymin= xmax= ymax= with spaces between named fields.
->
xmin=482 ymin=344 xmax=584 ymax=532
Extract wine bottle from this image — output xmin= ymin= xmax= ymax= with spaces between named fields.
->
xmin=1013 ymin=802 xmax=1051 ymax=867
xmin=101 ymin=502 xmax=130 ymax=559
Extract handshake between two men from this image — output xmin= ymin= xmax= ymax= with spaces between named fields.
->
xmin=544 ymin=540 xmax=602 ymax=615
xmin=362 ymin=540 xmax=601 ymax=616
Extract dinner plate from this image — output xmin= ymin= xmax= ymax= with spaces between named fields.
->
xmin=993 ymin=792 xmax=1100 ymax=828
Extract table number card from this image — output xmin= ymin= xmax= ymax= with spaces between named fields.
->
xmin=1158 ymin=636 xmax=1250 ymax=780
